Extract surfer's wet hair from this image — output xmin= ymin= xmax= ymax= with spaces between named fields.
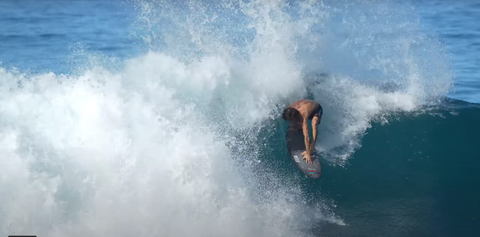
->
xmin=282 ymin=107 xmax=301 ymax=121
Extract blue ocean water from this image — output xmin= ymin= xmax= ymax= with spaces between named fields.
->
xmin=0 ymin=1 xmax=478 ymax=237
xmin=414 ymin=1 xmax=480 ymax=103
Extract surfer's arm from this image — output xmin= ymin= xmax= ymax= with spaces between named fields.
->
xmin=311 ymin=117 xmax=319 ymax=153
xmin=302 ymin=117 xmax=311 ymax=154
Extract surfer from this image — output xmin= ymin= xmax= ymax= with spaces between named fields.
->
xmin=282 ymin=99 xmax=323 ymax=164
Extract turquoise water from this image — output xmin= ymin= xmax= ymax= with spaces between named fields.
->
xmin=0 ymin=1 xmax=479 ymax=237
xmin=263 ymin=99 xmax=480 ymax=236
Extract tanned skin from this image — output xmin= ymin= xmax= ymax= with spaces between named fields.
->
xmin=286 ymin=100 xmax=321 ymax=164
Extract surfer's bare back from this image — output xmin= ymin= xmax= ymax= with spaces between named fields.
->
xmin=282 ymin=99 xmax=323 ymax=164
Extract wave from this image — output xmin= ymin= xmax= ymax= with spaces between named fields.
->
xmin=303 ymin=99 xmax=480 ymax=236
xmin=0 ymin=0 xmax=455 ymax=236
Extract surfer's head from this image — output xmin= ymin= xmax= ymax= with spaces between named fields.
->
xmin=282 ymin=107 xmax=301 ymax=121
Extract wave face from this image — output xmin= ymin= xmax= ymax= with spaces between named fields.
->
xmin=305 ymin=100 xmax=480 ymax=237
xmin=0 ymin=0 xmax=456 ymax=237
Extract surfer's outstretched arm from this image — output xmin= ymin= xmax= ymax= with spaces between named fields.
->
xmin=302 ymin=117 xmax=310 ymax=154
xmin=301 ymin=118 xmax=313 ymax=164
xmin=311 ymin=117 xmax=319 ymax=153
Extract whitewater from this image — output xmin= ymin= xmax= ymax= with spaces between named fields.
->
xmin=0 ymin=0 xmax=453 ymax=236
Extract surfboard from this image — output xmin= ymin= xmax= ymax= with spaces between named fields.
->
xmin=286 ymin=129 xmax=321 ymax=179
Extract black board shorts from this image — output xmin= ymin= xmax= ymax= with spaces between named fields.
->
xmin=308 ymin=104 xmax=323 ymax=121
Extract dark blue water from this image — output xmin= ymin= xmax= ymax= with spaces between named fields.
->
xmin=260 ymin=99 xmax=480 ymax=237
xmin=1 ymin=1 xmax=479 ymax=237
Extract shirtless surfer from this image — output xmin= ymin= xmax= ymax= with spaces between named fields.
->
xmin=282 ymin=99 xmax=323 ymax=164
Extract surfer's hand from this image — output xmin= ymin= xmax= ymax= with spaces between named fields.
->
xmin=301 ymin=151 xmax=312 ymax=164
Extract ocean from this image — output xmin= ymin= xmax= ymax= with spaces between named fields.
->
xmin=0 ymin=0 xmax=478 ymax=237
